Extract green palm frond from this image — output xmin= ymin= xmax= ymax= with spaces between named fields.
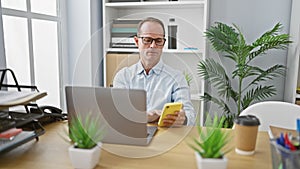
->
xmin=204 ymin=22 xmax=239 ymax=60
xmin=198 ymin=59 xmax=233 ymax=99
xmin=222 ymin=112 xmax=236 ymax=128
xmin=241 ymin=85 xmax=276 ymax=109
xmin=246 ymin=64 xmax=285 ymax=87
xmin=250 ymin=23 xmax=284 ymax=50
xmin=231 ymin=23 xmax=251 ymax=62
xmin=260 ymin=22 xmax=283 ymax=37
xmin=201 ymin=93 xmax=231 ymax=115
xmin=250 ymin=25 xmax=291 ymax=60
xmin=238 ymin=65 xmax=261 ymax=79
xmin=232 ymin=61 xmax=251 ymax=79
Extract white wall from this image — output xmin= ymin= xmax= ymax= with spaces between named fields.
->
xmin=66 ymin=0 xmax=92 ymax=86
xmin=0 ymin=7 xmax=6 ymax=69
xmin=65 ymin=0 xmax=103 ymax=87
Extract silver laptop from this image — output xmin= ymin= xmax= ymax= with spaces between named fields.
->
xmin=65 ymin=86 xmax=157 ymax=146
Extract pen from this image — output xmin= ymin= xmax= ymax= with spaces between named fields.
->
xmin=284 ymin=133 xmax=296 ymax=151
xmin=297 ymin=119 xmax=300 ymax=145
xmin=278 ymin=133 xmax=285 ymax=146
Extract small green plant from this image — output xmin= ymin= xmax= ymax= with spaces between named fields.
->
xmin=69 ymin=114 xmax=104 ymax=149
xmin=189 ymin=115 xmax=231 ymax=158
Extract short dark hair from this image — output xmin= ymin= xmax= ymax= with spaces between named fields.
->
xmin=137 ymin=17 xmax=165 ymax=36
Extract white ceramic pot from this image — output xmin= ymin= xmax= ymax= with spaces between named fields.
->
xmin=194 ymin=152 xmax=228 ymax=169
xmin=69 ymin=142 xmax=102 ymax=169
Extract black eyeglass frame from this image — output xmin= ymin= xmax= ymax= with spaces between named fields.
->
xmin=137 ymin=36 xmax=166 ymax=46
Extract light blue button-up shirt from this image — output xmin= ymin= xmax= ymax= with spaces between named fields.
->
xmin=113 ymin=59 xmax=196 ymax=125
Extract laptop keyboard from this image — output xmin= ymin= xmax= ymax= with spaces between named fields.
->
xmin=147 ymin=126 xmax=158 ymax=136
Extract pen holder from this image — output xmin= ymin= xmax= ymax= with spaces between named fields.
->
xmin=270 ymin=138 xmax=300 ymax=169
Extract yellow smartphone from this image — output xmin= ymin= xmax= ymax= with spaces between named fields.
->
xmin=158 ymin=102 xmax=183 ymax=127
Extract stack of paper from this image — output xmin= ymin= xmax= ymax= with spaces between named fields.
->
xmin=0 ymin=91 xmax=47 ymax=110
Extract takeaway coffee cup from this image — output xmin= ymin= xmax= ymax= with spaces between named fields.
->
xmin=234 ymin=115 xmax=260 ymax=155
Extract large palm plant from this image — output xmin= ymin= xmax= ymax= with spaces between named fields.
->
xmin=198 ymin=22 xmax=292 ymax=127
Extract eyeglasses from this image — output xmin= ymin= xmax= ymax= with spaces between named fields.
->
xmin=137 ymin=36 xmax=166 ymax=46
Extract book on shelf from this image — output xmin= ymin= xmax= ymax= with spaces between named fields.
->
xmin=110 ymin=42 xmax=137 ymax=48
xmin=111 ymin=27 xmax=138 ymax=33
xmin=110 ymin=19 xmax=141 ymax=49
xmin=112 ymin=23 xmax=139 ymax=28
xmin=111 ymin=37 xmax=135 ymax=44
xmin=112 ymin=19 xmax=141 ymax=24
xmin=111 ymin=33 xmax=136 ymax=38
xmin=109 ymin=0 xmax=141 ymax=3
xmin=111 ymin=19 xmax=140 ymax=35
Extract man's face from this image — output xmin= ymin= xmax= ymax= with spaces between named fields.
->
xmin=134 ymin=21 xmax=165 ymax=68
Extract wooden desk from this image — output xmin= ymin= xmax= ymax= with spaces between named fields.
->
xmin=0 ymin=122 xmax=272 ymax=169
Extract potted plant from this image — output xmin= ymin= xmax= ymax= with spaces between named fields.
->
xmin=198 ymin=22 xmax=292 ymax=127
xmin=67 ymin=114 xmax=104 ymax=169
xmin=189 ymin=115 xmax=231 ymax=169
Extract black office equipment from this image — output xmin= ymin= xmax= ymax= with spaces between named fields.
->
xmin=32 ymin=106 xmax=67 ymax=125
xmin=0 ymin=118 xmax=16 ymax=133
xmin=0 ymin=68 xmax=48 ymax=153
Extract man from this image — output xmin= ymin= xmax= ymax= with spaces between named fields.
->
xmin=113 ymin=17 xmax=195 ymax=127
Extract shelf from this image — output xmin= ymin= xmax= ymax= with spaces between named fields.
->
xmin=105 ymin=1 xmax=205 ymax=9
xmin=164 ymin=49 xmax=203 ymax=54
xmin=107 ymin=48 xmax=203 ymax=54
xmin=107 ymin=48 xmax=139 ymax=53
xmin=0 ymin=131 xmax=37 ymax=153
xmin=0 ymin=120 xmax=45 ymax=154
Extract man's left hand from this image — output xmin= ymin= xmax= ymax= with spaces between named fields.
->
xmin=162 ymin=109 xmax=186 ymax=127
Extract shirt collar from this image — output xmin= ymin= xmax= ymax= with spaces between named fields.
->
xmin=136 ymin=59 xmax=164 ymax=75
xmin=152 ymin=59 xmax=164 ymax=75
xmin=137 ymin=61 xmax=145 ymax=75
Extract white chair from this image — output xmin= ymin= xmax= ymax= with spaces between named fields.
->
xmin=238 ymin=101 xmax=300 ymax=134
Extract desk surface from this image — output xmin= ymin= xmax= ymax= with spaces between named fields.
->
xmin=0 ymin=122 xmax=272 ymax=169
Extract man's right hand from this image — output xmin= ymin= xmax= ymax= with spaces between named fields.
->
xmin=147 ymin=109 xmax=161 ymax=122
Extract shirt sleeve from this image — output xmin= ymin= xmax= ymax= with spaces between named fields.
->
xmin=171 ymin=73 xmax=196 ymax=126
xmin=113 ymin=68 xmax=128 ymax=88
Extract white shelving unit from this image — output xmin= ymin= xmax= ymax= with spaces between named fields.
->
xmin=296 ymin=94 xmax=300 ymax=100
xmin=102 ymin=0 xmax=208 ymax=125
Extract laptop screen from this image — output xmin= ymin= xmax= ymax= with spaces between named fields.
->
xmin=65 ymin=86 xmax=155 ymax=146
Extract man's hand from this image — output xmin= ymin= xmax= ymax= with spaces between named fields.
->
xmin=162 ymin=109 xmax=186 ymax=127
xmin=147 ymin=109 xmax=161 ymax=123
